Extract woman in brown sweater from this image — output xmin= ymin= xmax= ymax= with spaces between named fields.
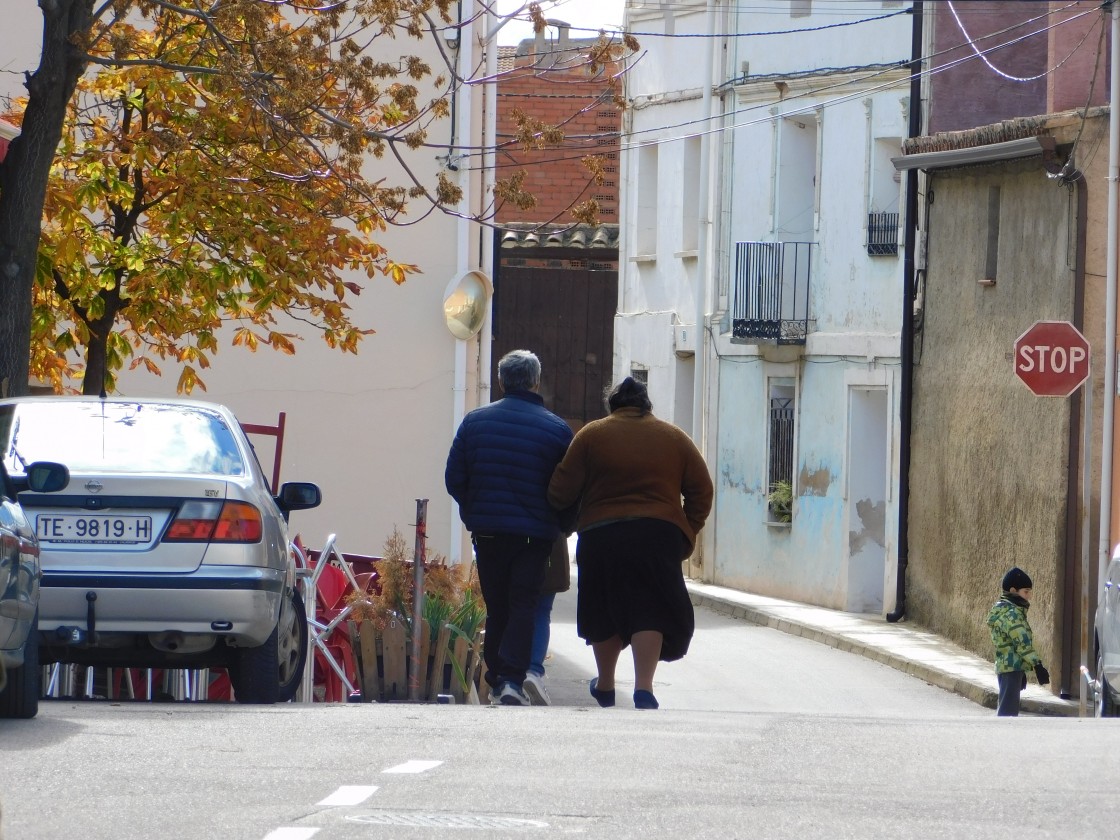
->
xmin=548 ymin=377 xmax=713 ymax=709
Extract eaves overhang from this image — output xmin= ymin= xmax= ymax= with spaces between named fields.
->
xmin=891 ymin=135 xmax=1055 ymax=172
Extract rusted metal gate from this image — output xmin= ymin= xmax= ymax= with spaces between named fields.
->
xmin=490 ymin=264 xmax=616 ymax=431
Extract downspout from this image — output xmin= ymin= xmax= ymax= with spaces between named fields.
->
xmin=887 ymin=0 xmax=923 ymax=623
xmin=691 ymin=0 xmax=719 ymax=567
xmin=1098 ymin=0 xmax=1119 ymax=599
xmin=1061 ymin=169 xmax=1088 ymax=699
xmin=449 ymin=1 xmax=475 ymax=566
xmin=480 ymin=3 xmax=498 ymax=411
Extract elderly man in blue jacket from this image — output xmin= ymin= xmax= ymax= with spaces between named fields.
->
xmin=445 ymin=349 xmax=573 ymax=706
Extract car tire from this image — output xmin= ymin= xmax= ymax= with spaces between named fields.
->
xmin=277 ymin=588 xmax=308 ymax=703
xmin=1097 ymin=652 xmax=1117 ymax=718
xmin=231 ymin=588 xmax=306 ymax=704
xmin=0 ymin=620 xmax=40 ymax=719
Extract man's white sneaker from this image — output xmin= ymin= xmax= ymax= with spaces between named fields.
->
xmin=497 ymin=682 xmax=530 ymax=706
xmin=522 ymin=672 xmax=552 ymax=706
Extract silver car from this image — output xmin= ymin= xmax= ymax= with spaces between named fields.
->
xmin=1095 ymin=545 xmax=1120 ymax=716
xmin=1 ymin=459 xmax=69 ymax=718
xmin=0 ymin=397 xmax=320 ymax=704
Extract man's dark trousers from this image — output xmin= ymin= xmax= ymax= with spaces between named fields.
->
xmin=473 ymin=533 xmax=551 ymax=691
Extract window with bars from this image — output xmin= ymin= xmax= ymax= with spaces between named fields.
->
xmin=866 ymin=212 xmax=899 ymax=256
xmin=768 ymin=382 xmax=795 ymax=522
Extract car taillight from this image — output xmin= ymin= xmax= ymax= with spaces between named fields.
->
xmin=164 ymin=500 xmax=263 ymax=543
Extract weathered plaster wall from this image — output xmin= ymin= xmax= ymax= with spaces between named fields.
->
xmin=908 ymin=158 xmax=1075 ymax=671
xmin=713 ymin=348 xmax=898 ymax=610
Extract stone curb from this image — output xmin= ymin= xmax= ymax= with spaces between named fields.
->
xmin=688 ymin=588 xmax=1079 ymax=718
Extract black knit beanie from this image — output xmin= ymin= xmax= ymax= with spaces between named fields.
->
xmin=1002 ymin=567 xmax=1033 ymax=592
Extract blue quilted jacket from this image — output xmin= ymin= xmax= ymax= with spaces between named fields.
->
xmin=445 ymin=390 xmax=573 ymax=540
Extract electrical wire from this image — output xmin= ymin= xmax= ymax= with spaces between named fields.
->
xmin=618 ymin=1 xmax=1100 ymax=148
xmin=451 ymin=0 xmax=1095 ymax=166
xmin=946 ymin=0 xmax=1091 ymax=82
xmin=441 ymin=1 xmax=1103 ymax=177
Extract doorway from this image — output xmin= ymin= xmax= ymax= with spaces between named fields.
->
xmin=846 ymin=388 xmax=888 ymax=613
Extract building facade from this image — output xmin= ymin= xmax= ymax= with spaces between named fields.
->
xmin=619 ymin=0 xmax=912 ymax=610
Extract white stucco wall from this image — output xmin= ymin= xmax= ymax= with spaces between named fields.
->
xmin=620 ymin=1 xmax=912 ymax=611
xmin=711 ymin=4 xmax=911 ymax=612
xmin=617 ymin=3 xmax=711 ymax=426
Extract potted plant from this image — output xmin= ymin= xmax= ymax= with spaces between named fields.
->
xmin=768 ymin=479 xmax=793 ymax=523
xmin=347 ymin=527 xmax=486 ymax=703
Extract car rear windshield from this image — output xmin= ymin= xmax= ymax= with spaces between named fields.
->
xmin=0 ymin=402 xmax=245 ymax=477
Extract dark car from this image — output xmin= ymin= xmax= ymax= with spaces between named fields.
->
xmin=0 ymin=459 xmax=69 ymax=718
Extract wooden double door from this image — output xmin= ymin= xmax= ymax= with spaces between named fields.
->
xmin=490 ymin=264 xmax=616 ymax=432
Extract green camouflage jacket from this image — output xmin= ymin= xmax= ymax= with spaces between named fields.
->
xmin=986 ymin=596 xmax=1041 ymax=674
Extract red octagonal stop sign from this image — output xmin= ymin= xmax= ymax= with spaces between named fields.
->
xmin=1014 ymin=320 xmax=1090 ymax=397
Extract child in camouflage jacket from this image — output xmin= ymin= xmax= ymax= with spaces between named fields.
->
xmin=986 ymin=566 xmax=1050 ymax=716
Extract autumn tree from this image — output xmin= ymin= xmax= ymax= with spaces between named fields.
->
xmin=0 ymin=0 xmax=633 ymax=396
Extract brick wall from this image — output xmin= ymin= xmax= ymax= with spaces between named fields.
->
xmin=928 ymin=2 xmax=1047 ymax=134
xmin=496 ymin=49 xmax=621 ymax=224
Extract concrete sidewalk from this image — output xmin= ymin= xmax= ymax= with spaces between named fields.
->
xmin=686 ymin=579 xmax=1081 ymax=717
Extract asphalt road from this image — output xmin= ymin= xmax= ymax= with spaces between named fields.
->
xmin=2 ymin=583 xmax=1115 ymax=840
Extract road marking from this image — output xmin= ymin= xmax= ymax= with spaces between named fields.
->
xmin=316 ymin=785 xmax=379 ymax=807
xmin=262 ymin=828 xmax=319 ymax=840
xmin=382 ymin=760 xmax=443 ymax=774
xmin=347 ymin=812 xmax=548 ymax=829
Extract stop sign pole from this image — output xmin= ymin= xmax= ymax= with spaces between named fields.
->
xmin=1014 ymin=320 xmax=1091 ymax=397
xmin=1014 ymin=319 xmax=1093 ymax=707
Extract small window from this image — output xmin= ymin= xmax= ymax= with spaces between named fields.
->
xmin=768 ymin=381 xmax=795 ymax=522
xmin=867 ymin=212 xmax=899 ymax=256
xmin=790 ymin=0 xmax=811 ymax=18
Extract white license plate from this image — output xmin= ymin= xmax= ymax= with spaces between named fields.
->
xmin=37 ymin=514 xmax=154 ymax=545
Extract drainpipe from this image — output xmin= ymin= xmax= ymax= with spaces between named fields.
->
xmin=692 ymin=0 xmax=718 ymax=489
xmin=449 ymin=2 xmax=476 ymax=566
xmin=479 ymin=4 xmax=499 ymax=411
xmin=1066 ymin=170 xmax=1088 ymax=699
xmin=887 ymin=0 xmax=923 ymax=623
xmin=1098 ymin=0 xmax=1119 ymax=598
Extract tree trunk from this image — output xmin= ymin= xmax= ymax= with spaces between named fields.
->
xmin=82 ymin=329 xmax=108 ymax=396
xmin=0 ymin=0 xmax=94 ymax=397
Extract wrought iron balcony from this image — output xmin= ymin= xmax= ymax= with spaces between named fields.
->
xmin=731 ymin=241 xmax=814 ymax=345
xmin=867 ymin=211 xmax=899 ymax=256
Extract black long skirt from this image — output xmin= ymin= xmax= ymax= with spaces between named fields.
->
xmin=575 ymin=518 xmax=695 ymax=662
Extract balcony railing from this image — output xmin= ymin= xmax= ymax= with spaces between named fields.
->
xmin=732 ymin=241 xmax=814 ymax=345
xmin=867 ymin=212 xmax=899 ymax=256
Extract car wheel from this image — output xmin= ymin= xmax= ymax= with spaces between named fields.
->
xmin=0 ymin=620 xmax=40 ymax=719
xmin=231 ymin=588 xmax=307 ymax=704
xmin=277 ymin=588 xmax=307 ymax=703
xmin=1097 ymin=652 xmax=1118 ymax=718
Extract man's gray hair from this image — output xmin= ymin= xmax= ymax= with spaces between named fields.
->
xmin=498 ymin=349 xmax=542 ymax=392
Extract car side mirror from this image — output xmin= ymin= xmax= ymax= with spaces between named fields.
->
xmin=26 ymin=461 xmax=69 ymax=493
xmin=276 ymin=482 xmax=321 ymax=513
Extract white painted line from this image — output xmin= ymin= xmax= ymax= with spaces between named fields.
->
xmin=382 ymin=760 xmax=443 ymax=774
xmin=316 ymin=785 xmax=379 ymax=807
xmin=261 ymin=828 xmax=319 ymax=840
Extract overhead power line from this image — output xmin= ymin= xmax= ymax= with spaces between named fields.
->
xmin=450 ymin=0 xmax=1103 ymax=170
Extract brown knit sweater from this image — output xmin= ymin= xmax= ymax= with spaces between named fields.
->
xmin=547 ymin=407 xmax=714 ymax=550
